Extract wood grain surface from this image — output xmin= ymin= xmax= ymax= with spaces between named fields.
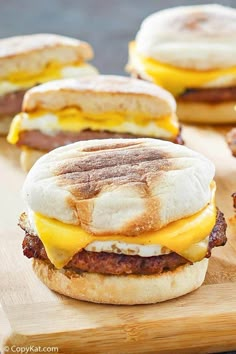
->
xmin=0 ymin=124 xmax=236 ymax=354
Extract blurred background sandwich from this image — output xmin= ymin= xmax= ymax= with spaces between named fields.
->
xmin=127 ymin=4 xmax=236 ymax=124
xmin=0 ymin=33 xmax=98 ymax=134
xmin=7 ymin=75 xmax=183 ymax=171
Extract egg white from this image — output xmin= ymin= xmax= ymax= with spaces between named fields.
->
xmin=0 ymin=81 xmax=19 ymax=96
xmin=61 ymin=64 xmax=98 ymax=78
xmin=0 ymin=63 xmax=98 ymax=96
xmin=19 ymin=112 xmax=174 ymax=138
xmin=85 ymin=240 xmax=170 ymax=257
xmin=27 ymin=208 xmax=170 ymax=257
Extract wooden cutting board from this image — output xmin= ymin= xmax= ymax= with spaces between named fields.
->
xmin=0 ymin=124 xmax=236 ymax=354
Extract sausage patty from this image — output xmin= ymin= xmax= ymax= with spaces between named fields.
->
xmin=179 ymin=86 xmax=236 ymax=103
xmin=133 ymin=71 xmax=236 ymax=102
xmin=16 ymin=129 xmax=183 ymax=151
xmin=21 ymin=210 xmax=227 ymax=275
xmin=0 ymin=90 xmax=27 ymax=115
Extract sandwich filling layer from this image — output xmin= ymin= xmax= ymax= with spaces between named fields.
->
xmin=7 ymin=108 xmax=180 ymax=145
xmin=20 ymin=183 xmax=217 ymax=269
xmin=129 ymin=42 xmax=236 ymax=96
xmin=21 ymin=210 xmax=227 ymax=275
xmin=0 ymin=62 xmax=98 ymax=96
xmin=0 ymin=90 xmax=26 ymax=116
xmin=14 ymin=129 xmax=183 ymax=152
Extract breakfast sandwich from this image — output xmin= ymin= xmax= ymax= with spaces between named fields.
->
xmin=7 ymin=75 xmax=183 ymax=171
xmin=19 ymin=138 xmax=227 ymax=305
xmin=0 ymin=33 xmax=98 ymax=134
xmin=127 ymin=4 xmax=236 ymax=123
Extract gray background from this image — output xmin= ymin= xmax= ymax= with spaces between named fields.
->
xmin=0 ymin=0 xmax=235 ymax=74
xmin=0 ymin=1 xmax=235 ymax=353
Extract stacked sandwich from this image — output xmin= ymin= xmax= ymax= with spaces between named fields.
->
xmin=0 ymin=33 xmax=98 ymax=134
xmin=0 ymin=7 xmax=229 ymax=307
xmin=19 ymin=138 xmax=227 ymax=304
xmin=7 ymin=75 xmax=183 ymax=171
xmin=127 ymin=4 xmax=236 ymax=123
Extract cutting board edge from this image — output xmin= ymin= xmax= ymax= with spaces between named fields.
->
xmin=2 ymin=311 xmax=236 ymax=354
xmin=2 ymin=281 xmax=236 ymax=354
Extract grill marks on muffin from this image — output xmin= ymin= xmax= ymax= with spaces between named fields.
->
xmin=54 ymin=143 xmax=171 ymax=199
xmin=176 ymin=9 xmax=236 ymax=37
xmin=181 ymin=12 xmax=209 ymax=31
xmin=81 ymin=141 xmax=141 ymax=152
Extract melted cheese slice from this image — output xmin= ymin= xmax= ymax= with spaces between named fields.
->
xmin=33 ymin=184 xmax=216 ymax=268
xmin=129 ymin=42 xmax=236 ymax=96
xmin=0 ymin=62 xmax=98 ymax=96
xmin=3 ymin=61 xmax=83 ymax=87
xmin=6 ymin=61 xmax=65 ymax=86
xmin=7 ymin=108 xmax=179 ymax=145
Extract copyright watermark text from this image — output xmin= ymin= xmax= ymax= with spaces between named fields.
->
xmin=3 ymin=346 xmax=59 ymax=353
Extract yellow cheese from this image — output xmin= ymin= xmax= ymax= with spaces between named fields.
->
xmin=35 ymin=108 xmax=178 ymax=133
xmin=7 ymin=108 xmax=179 ymax=145
xmin=2 ymin=61 xmax=83 ymax=88
xmin=7 ymin=114 xmax=22 ymax=144
xmin=34 ymin=183 xmax=216 ymax=268
xmin=129 ymin=42 xmax=236 ymax=96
